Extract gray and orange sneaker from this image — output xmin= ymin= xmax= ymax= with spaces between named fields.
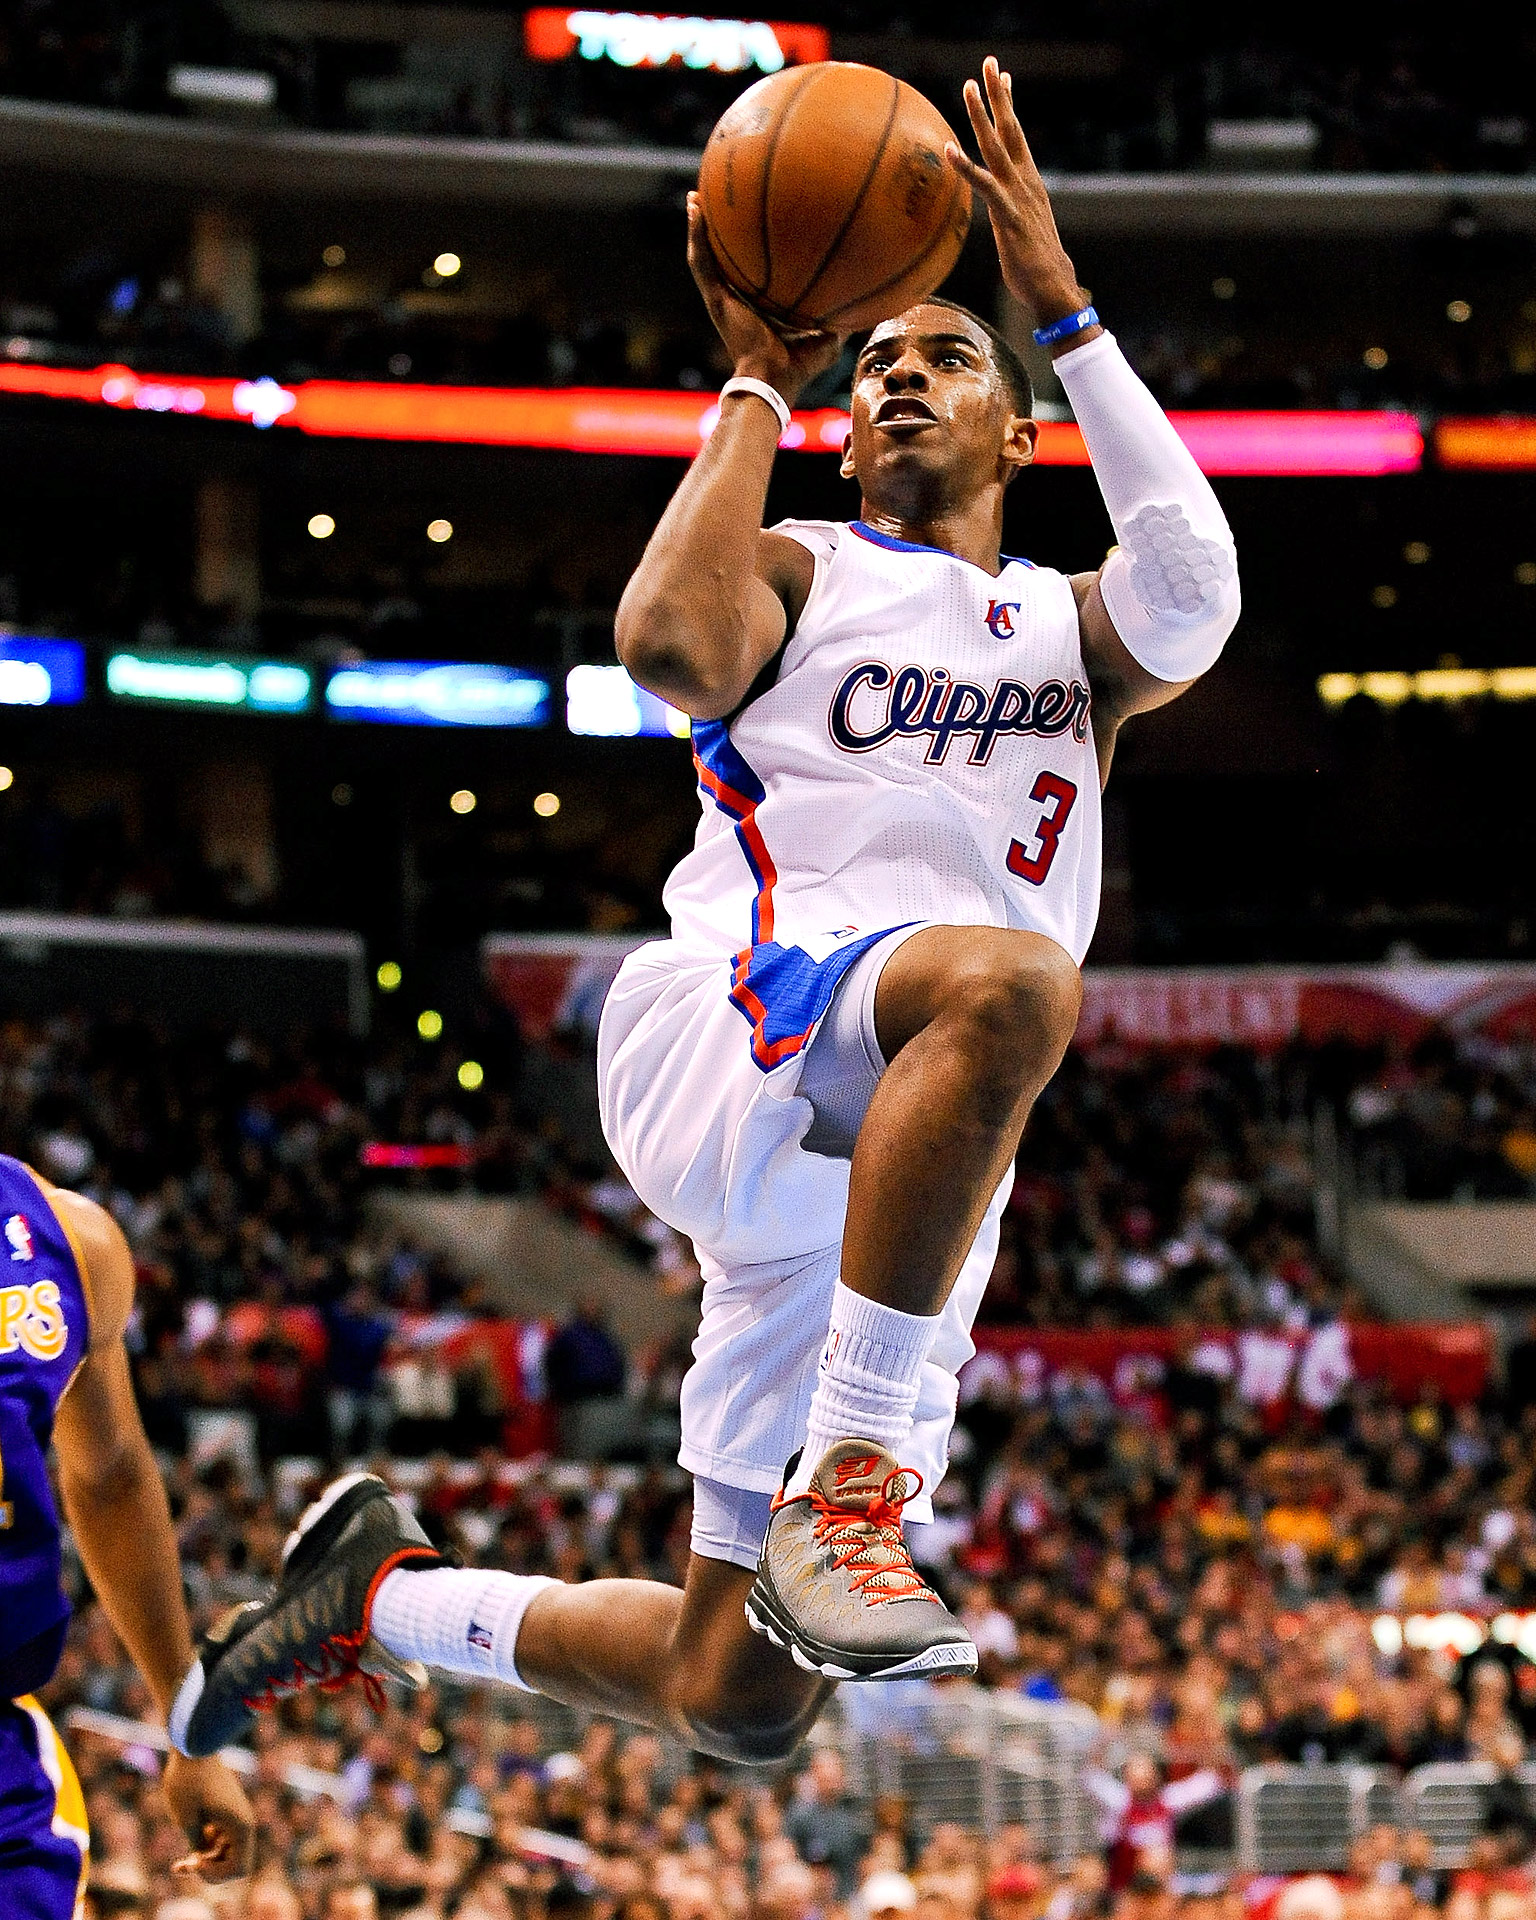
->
xmin=169 ymin=1473 xmax=445 ymax=1758
xmin=745 ymin=1439 xmax=977 ymax=1681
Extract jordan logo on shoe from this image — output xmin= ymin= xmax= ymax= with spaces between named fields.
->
xmin=833 ymin=1454 xmax=882 ymax=1488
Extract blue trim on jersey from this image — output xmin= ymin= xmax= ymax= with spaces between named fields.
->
xmin=692 ymin=719 xmax=775 ymax=948
xmin=850 ymin=520 xmax=1034 ymax=569
xmin=730 ymin=926 xmax=913 ymax=1071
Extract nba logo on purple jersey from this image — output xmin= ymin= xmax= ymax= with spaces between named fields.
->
xmin=6 ymin=1213 xmax=33 ymax=1261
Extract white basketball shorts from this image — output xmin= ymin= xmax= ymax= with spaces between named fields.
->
xmin=597 ymin=925 xmax=1009 ymax=1526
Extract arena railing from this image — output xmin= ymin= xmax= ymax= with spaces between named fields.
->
xmin=60 ymin=1701 xmax=1535 ymax=1869
xmin=0 ymin=909 xmax=368 ymax=1033
xmin=5 ymin=98 xmax=1536 ymax=233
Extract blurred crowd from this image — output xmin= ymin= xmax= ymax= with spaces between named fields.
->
xmin=9 ymin=1006 xmax=1536 ymax=1912
xmin=52 ymin=1359 xmax=1536 ymax=1915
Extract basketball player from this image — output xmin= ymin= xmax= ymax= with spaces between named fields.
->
xmin=0 ymin=1153 xmax=253 ymax=1913
xmin=170 ymin=61 xmax=1238 ymax=1763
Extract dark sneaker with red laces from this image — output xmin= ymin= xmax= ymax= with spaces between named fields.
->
xmin=168 ymin=1472 xmax=447 ymax=1758
xmin=745 ymin=1438 xmax=978 ymax=1681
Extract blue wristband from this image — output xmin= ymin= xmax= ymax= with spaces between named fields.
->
xmin=1032 ymin=305 xmax=1099 ymax=347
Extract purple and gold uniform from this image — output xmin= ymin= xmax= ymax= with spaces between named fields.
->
xmin=0 ymin=1157 xmax=92 ymax=1918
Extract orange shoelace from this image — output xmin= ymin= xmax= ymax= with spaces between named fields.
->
xmin=241 ymin=1624 xmax=387 ymax=1716
xmin=810 ymin=1467 xmax=937 ymax=1608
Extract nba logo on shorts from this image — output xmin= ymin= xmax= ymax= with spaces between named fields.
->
xmin=5 ymin=1213 xmax=33 ymax=1261
xmin=984 ymin=599 xmax=1020 ymax=639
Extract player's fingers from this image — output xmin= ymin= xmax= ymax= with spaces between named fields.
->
xmin=944 ymin=142 xmax=1003 ymax=207
xmin=685 ymin=200 xmax=726 ymax=295
xmin=983 ymin=60 xmax=1029 ymax=167
xmin=990 ymin=66 xmax=1031 ymax=167
xmin=962 ymin=77 xmax=1012 ymax=179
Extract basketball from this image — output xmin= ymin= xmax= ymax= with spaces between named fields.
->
xmin=697 ymin=62 xmax=973 ymax=334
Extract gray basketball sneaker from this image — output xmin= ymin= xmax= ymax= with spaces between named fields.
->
xmin=169 ymin=1473 xmax=445 ymax=1758
xmin=745 ymin=1438 xmax=978 ymax=1681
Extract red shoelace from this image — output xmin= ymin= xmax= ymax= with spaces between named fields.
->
xmin=241 ymin=1624 xmax=387 ymax=1716
xmin=809 ymin=1467 xmax=937 ymax=1608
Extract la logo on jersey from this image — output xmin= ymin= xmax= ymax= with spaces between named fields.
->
xmin=985 ymin=600 xmax=1021 ymax=639
xmin=5 ymin=1214 xmax=33 ymax=1261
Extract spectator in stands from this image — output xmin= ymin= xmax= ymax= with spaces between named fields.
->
xmin=786 ymin=1749 xmax=872 ymax=1900
xmin=1086 ymin=1758 xmax=1227 ymax=1891
xmin=545 ymin=1294 xmax=628 ymax=1404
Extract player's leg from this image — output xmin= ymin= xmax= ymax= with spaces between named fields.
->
xmin=790 ymin=923 xmax=1079 ymax=1475
xmin=847 ymin=924 xmax=1081 ymax=1313
xmin=753 ymin=925 xmax=1079 ymax=1677
xmin=0 ymin=1697 xmax=91 ymax=1920
xmin=171 ymin=1470 xmax=827 ymax=1765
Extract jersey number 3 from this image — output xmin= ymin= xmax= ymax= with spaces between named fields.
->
xmin=1007 ymin=772 xmax=1078 ymax=886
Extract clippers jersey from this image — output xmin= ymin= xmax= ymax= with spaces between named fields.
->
xmin=665 ymin=519 xmax=1102 ymax=1067
xmin=0 ymin=1160 xmax=90 ymax=1693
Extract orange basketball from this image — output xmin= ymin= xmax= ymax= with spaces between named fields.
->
xmin=697 ymin=62 xmax=972 ymax=334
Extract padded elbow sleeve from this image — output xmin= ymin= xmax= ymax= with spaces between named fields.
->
xmin=1054 ymin=331 xmax=1240 ymax=683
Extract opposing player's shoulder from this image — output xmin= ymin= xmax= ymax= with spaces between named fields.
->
xmin=47 ymin=1182 xmax=135 ymax=1349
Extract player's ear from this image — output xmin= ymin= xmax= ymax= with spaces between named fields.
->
xmin=839 ymin=432 xmax=856 ymax=480
xmin=1001 ymin=414 xmax=1038 ymax=486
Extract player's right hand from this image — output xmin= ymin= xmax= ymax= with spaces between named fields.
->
xmin=686 ymin=192 xmax=845 ymax=406
xmin=163 ymin=1750 xmax=256 ymax=1883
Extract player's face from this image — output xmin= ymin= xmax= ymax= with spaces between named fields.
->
xmin=841 ymin=305 xmax=1035 ymax=507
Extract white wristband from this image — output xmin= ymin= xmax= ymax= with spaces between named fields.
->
xmin=720 ymin=375 xmax=792 ymax=436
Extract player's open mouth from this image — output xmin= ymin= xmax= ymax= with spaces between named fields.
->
xmin=873 ymin=398 xmax=938 ymax=432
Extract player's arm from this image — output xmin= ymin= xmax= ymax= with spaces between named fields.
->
xmin=614 ymin=193 xmax=843 ymax=719
xmin=948 ymin=60 xmax=1239 ymax=762
xmin=48 ymin=1186 xmax=254 ymax=1882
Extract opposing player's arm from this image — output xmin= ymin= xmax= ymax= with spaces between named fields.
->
xmin=48 ymin=1185 xmax=254 ymax=1881
xmin=950 ymin=60 xmax=1238 ymax=777
xmin=614 ymin=194 xmax=836 ymax=719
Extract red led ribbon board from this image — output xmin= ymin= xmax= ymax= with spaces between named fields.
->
xmin=0 ymin=360 xmax=1431 ymax=476
xmin=1436 ymin=417 xmax=1536 ymax=470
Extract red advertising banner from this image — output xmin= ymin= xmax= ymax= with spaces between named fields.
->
xmin=482 ymin=939 xmax=1536 ymax=1051
xmin=965 ymin=1322 xmax=1493 ymax=1410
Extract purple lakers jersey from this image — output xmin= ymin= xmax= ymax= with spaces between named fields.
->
xmin=0 ymin=1158 xmax=90 ymax=1692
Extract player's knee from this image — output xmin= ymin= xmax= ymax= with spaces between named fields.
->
xmin=946 ymin=936 xmax=1082 ymax=1085
xmin=669 ymin=1673 xmax=818 ymax=1765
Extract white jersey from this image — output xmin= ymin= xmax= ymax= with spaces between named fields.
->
xmin=662 ymin=517 xmax=1102 ymax=1070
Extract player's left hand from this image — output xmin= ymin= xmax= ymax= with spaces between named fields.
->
xmin=163 ymin=1750 xmax=256 ymax=1883
xmin=944 ymin=57 xmax=1093 ymax=337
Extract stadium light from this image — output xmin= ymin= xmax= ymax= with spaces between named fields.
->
xmin=105 ymin=651 xmax=313 ymax=713
xmin=325 ymin=662 xmax=550 ymax=729
xmin=1318 ymin=667 xmax=1536 ymax=706
xmin=0 ymin=638 xmax=86 ymax=707
xmin=566 ymin=663 xmax=690 ymax=738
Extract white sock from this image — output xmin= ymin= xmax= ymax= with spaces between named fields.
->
xmin=370 ymin=1568 xmax=560 ymax=1690
xmin=786 ymin=1282 xmax=940 ymax=1495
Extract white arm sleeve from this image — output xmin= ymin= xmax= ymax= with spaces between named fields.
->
xmin=1053 ymin=330 xmax=1240 ymax=683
